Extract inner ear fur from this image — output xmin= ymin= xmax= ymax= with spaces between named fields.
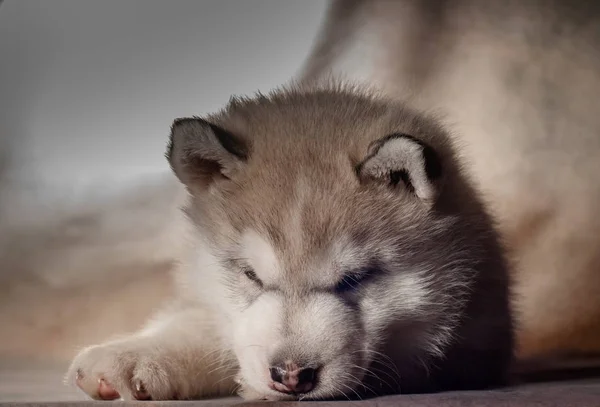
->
xmin=356 ymin=133 xmax=443 ymax=202
xmin=166 ymin=117 xmax=248 ymax=188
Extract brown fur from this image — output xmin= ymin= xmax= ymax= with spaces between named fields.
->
xmin=300 ymin=0 xmax=600 ymax=365
xmin=65 ymin=85 xmax=512 ymax=400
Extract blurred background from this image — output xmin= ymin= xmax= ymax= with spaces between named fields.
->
xmin=0 ymin=0 xmax=325 ymax=224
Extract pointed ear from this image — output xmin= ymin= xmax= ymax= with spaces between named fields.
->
xmin=166 ymin=117 xmax=249 ymax=188
xmin=356 ymin=134 xmax=443 ymax=203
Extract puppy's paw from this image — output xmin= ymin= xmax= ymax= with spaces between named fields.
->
xmin=234 ymin=373 xmax=296 ymax=401
xmin=234 ymin=374 xmax=267 ymax=401
xmin=67 ymin=339 xmax=188 ymax=401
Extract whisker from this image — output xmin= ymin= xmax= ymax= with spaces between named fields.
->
xmin=203 ymin=353 xmax=236 ymax=370
xmin=345 ymin=369 xmax=373 ymax=394
xmin=206 ymin=361 xmax=237 ymax=376
xmin=330 ymin=383 xmax=351 ymax=401
xmin=362 ymin=364 xmax=400 ymax=390
xmin=213 ymin=373 xmax=240 ymax=387
xmin=195 ymin=347 xmax=229 ymax=365
xmin=354 ymin=349 xmax=402 ymax=384
xmin=337 ymin=380 xmax=362 ymax=401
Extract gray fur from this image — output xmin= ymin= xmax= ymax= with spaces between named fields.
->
xmin=299 ymin=0 xmax=600 ymax=365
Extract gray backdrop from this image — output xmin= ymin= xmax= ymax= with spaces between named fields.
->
xmin=0 ymin=0 xmax=326 ymax=219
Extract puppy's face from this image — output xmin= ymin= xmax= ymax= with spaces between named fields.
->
xmin=168 ymin=88 xmax=480 ymax=400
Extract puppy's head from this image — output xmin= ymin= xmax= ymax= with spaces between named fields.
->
xmin=167 ymin=86 xmax=490 ymax=400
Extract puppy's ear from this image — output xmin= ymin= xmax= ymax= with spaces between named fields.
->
xmin=166 ymin=117 xmax=249 ymax=189
xmin=356 ymin=133 xmax=443 ymax=203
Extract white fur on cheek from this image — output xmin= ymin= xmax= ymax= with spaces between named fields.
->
xmin=233 ymin=292 xmax=284 ymax=394
xmin=240 ymin=230 xmax=281 ymax=284
xmin=361 ymin=272 xmax=431 ymax=334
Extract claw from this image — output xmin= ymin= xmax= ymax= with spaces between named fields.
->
xmin=134 ymin=380 xmax=151 ymax=400
xmin=75 ymin=369 xmax=84 ymax=384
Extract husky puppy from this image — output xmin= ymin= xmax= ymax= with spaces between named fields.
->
xmin=68 ymin=85 xmax=513 ymax=401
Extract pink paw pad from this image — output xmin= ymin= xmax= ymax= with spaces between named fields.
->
xmin=76 ymin=370 xmax=120 ymax=400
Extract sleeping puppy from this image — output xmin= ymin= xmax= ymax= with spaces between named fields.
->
xmin=68 ymin=84 xmax=513 ymax=400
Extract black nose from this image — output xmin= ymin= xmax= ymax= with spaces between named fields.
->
xmin=269 ymin=365 xmax=317 ymax=394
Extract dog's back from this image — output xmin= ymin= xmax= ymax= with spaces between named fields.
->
xmin=301 ymin=0 xmax=600 ymax=364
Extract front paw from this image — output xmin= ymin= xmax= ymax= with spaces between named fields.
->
xmin=234 ymin=373 xmax=297 ymax=401
xmin=66 ymin=339 xmax=187 ymax=401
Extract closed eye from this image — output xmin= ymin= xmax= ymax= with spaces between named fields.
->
xmin=242 ymin=266 xmax=263 ymax=288
xmin=335 ymin=267 xmax=377 ymax=293
xmin=335 ymin=274 xmax=363 ymax=292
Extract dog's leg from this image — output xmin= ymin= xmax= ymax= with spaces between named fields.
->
xmin=66 ymin=304 xmax=236 ymax=400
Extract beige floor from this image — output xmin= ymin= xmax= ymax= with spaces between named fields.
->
xmin=0 ymin=361 xmax=89 ymax=403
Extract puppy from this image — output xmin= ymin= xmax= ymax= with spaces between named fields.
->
xmin=68 ymin=84 xmax=513 ymax=400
